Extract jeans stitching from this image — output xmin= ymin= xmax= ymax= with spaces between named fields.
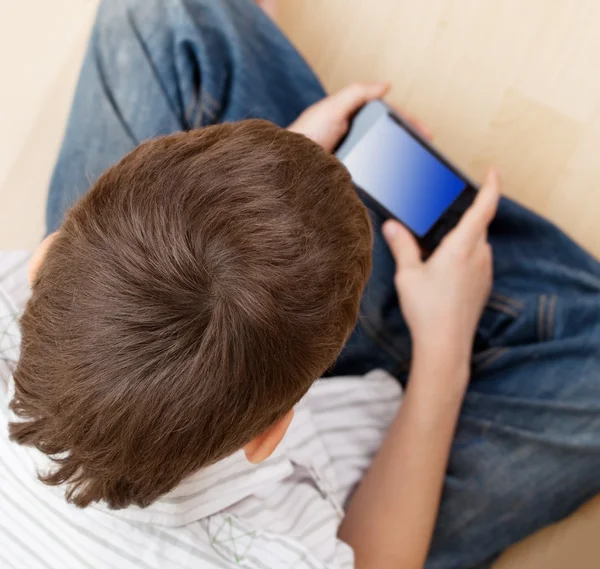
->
xmin=473 ymin=347 xmax=510 ymax=372
xmin=487 ymin=299 xmax=520 ymax=318
xmin=92 ymin=27 xmax=138 ymax=146
xmin=202 ymin=88 xmax=221 ymax=112
xmin=538 ymin=294 xmax=547 ymax=342
xmin=490 ymin=292 xmax=525 ymax=309
xmin=357 ymin=292 xmax=526 ymax=372
xmin=125 ymin=10 xmax=182 ymax=136
xmin=185 ymin=86 xmax=200 ymax=129
xmin=195 ymin=90 xmax=221 ymax=127
xmin=193 ymin=103 xmax=204 ymax=128
xmin=547 ymin=294 xmax=557 ymax=341
xmin=185 ymin=96 xmax=195 ymax=129
xmin=195 ymin=96 xmax=217 ymax=128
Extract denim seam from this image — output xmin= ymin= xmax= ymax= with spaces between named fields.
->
xmin=92 ymin=37 xmax=138 ymax=146
xmin=185 ymin=89 xmax=198 ymax=128
xmin=537 ymin=294 xmax=547 ymax=342
xmin=490 ymin=292 xmax=525 ymax=309
xmin=197 ymin=90 xmax=221 ymax=126
xmin=203 ymin=89 xmax=221 ymax=112
xmin=473 ymin=347 xmax=510 ymax=372
xmin=357 ymin=314 xmax=407 ymax=368
xmin=487 ymin=299 xmax=520 ymax=318
xmin=199 ymin=97 xmax=217 ymax=126
xmin=193 ymin=102 xmax=204 ymax=128
xmin=547 ymin=294 xmax=557 ymax=341
xmin=531 ymin=259 xmax=600 ymax=292
xmin=193 ymin=90 xmax=221 ymax=128
xmin=126 ymin=9 xmax=182 ymax=133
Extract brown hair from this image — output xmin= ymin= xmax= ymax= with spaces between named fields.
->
xmin=10 ymin=120 xmax=372 ymax=509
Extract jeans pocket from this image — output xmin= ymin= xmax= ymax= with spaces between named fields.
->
xmin=535 ymin=293 xmax=557 ymax=342
xmin=472 ymin=346 xmax=511 ymax=373
xmin=473 ymin=291 xmax=558 ymax=373
xmin=473 ymin=291 xmax=526 ymax=372
xmin=477 ymin=291 xmax=526 ymax=341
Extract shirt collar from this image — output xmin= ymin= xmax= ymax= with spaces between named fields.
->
xmin=102 ymin=407 xmax=322 ymax=526
xmin=95 ymin=446 xmax=295 ymax=527
xmin=8 ymin=372 xmax=296 ymax=527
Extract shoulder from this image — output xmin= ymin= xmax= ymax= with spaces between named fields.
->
xmin=205 ymin=511 xmax=355 ymax=568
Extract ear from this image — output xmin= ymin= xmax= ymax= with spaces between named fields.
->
xmin=244 ymin=409 xmax=294 ymax=464
xmin=28 ymin=232 xmax=58 ymax=285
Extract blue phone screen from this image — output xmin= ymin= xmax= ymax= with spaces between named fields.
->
xmin=341 ymin=114 xmax=467 ymax=236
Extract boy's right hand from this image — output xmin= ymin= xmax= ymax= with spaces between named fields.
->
xmin=383 ymin=169 xmax=500 ymax=368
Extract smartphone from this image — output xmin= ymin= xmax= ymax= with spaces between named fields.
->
xmin=335 ymin=100 xmax=478 ymax=251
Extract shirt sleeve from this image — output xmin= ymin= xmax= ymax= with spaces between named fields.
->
xmin=206 ymin=513 xmax=355 ymax=569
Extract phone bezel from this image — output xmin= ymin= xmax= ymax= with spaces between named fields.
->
xmin=335 ymin=99 xmax=479 ymax=251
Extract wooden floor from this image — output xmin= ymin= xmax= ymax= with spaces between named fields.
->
xmin=278 ymin=0 xmax=600 ymax=257
xmin=1 ymin=0 xmax=600 ymax=256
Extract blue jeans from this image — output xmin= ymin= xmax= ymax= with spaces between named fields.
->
xmin=47 ymin=1 xmax=600 ymax=568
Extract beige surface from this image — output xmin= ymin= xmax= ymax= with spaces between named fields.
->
xmin=0 ymin=0 xmax=600 ymax=253
xmin=2 ymin=1 xmax=600 ymax=255
xmin=0 ymin=0 xmax=98 ymax=250
xmin=277 ymin=0 xmax=600 ymax=258
xmin=493 ymin=495 xmax=600 ymax=569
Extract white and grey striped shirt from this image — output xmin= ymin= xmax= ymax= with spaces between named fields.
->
xmin=0 ymin=251 xmax=402 ymax=569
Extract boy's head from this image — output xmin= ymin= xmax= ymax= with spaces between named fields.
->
xmin=10 ymin=120 xmax=372 ymax=509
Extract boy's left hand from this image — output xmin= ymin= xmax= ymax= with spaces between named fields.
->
xmin=288 ymin=82 xmax=432 ymax=153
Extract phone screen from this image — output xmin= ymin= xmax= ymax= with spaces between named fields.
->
xmin=341 ymin=114 xmax=467 ymax=236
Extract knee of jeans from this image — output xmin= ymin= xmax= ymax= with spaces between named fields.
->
xmin=94 ymin=0 xmax=168 ymax=42
xmin=92 ymin=0 xmax=181 ymax=81
xmin=94 ymin=0 xmax=135 ymax=46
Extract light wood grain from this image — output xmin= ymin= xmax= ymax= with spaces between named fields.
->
xmin=0 ymin=0 xmax=98 ymax=250
xmin=1 ymin=0 xmax=600 ymax=258
xmin=277 ymin=0 xmax=600 ymax=257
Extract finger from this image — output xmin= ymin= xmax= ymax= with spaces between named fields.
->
xmin=406 ymin=116 xmax=433 ymax=140
xmin=388 ymin=105 xmax=433 ymax=140
xmin=382 ymin=220 xmax=422 ymax=270
xmin=450 ymin=169 xmax=500 ymax=249
xmin=330 ymin=82 xmax=390 ymax=118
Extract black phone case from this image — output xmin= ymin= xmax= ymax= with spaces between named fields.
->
xmin=335 ymin=100 xmax=479 ymax=251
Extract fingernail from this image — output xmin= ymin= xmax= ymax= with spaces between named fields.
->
xmin=382 ymin=221 xmax=398 ymax=240
xmin=373 ymin=81 xmax=389 ymax=91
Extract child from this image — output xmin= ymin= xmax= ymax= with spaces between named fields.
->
xmin=2 ymin=2 xmax=600 ymax=568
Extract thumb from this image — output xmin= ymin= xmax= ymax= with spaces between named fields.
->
xmin=382 ymin=220 xmax=422 ymax=270
xmin=330 ymin=82 xmax=390 ymax=118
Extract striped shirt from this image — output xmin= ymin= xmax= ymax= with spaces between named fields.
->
xmin=0 ymin=251 xmax=402 ymax=569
